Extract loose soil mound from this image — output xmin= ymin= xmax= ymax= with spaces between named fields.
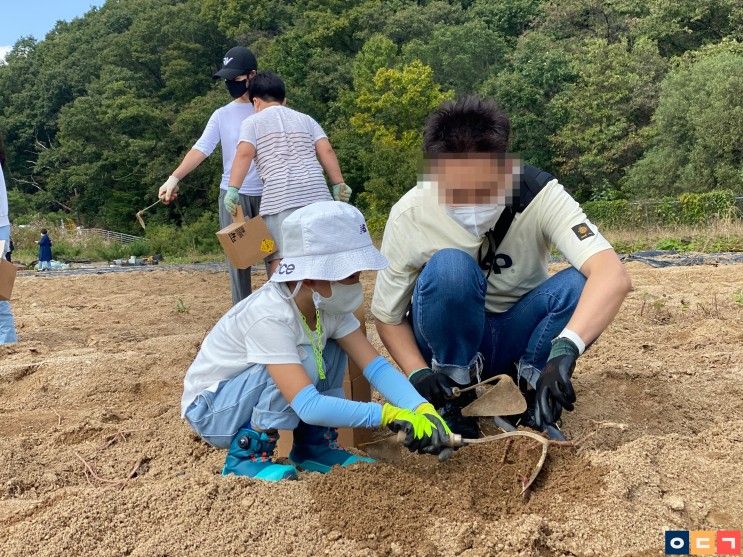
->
xmin=0 ymin=264 xmax=741 ymax=556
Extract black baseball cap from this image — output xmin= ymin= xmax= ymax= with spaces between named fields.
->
xmin=213 ymin=46 xmax=258 ymax=80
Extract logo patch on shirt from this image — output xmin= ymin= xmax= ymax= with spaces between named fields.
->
xmin=571 ymin=223 xmax=595 ymax=241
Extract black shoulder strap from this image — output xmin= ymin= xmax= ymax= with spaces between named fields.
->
xmin=516 ymin=164 xmax=555 ymax=211
xmin=477 ymin=164 xmax=554 ymax=278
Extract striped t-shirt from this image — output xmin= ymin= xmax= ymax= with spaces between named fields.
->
xmin=238 ymin=105 xmax=332 ymax=216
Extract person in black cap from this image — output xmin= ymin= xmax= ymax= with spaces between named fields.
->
xmin=157 ymin=46 xmax=264 ymax=305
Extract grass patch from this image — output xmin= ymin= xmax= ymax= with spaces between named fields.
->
xmin=7 ymin=216 xmax=742 ymax=267
xmin=8 ymin=214 xmax=225 ymax=267
xmin=602 ymin=219 xmax=743 ymax=253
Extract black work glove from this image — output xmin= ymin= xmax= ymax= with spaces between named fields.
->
xmin=535 ymin=337 xmax=579 ymax=428
xmin=408 ymin=367 xmax=454 ymax=408
xmin=415 ymin=403 xmax=454 ymax=456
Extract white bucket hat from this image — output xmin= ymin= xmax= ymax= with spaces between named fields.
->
xmin=270 ymin=201 xmax=388 ymax=283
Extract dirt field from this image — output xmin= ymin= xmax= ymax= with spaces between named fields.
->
xmin=0 ymin=263 xmax=741 ymax=556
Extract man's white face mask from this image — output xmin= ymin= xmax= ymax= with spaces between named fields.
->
xmin=428 ymin=156 xmax=518 ymax=238
xmin=445 ymin=204 xmax=505 ymax=238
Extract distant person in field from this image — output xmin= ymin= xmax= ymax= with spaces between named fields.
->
xmin=226 ymin=71 xmax=352 ymax=275
xmin=37 ymin=229 xmax=53 ymax=271
xmin=181 ymin=202 xmax=451 ymax=482
xmin=372 ymin=96 xmax=632 ymax=441
xmin=158 ymin=46 xmax=263 ymax=305
xmin=0 ymin=137 xmax=18 ymax=344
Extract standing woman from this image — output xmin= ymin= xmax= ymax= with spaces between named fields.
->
xmin=158 ymin=46 xmax=263 ymax=304
xmin=37 ymin=229 xmax=53 ymax=271
xmin=0 ymin=135 xmax=18 ymax=343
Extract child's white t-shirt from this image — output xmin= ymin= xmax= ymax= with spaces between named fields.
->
xmin=238 ymin=105 xmax=333 ymax=216
xmin=192 ymin=100 xmax=263 ymax=196
xmin=181 ymin=281 xmax=359 ymax=416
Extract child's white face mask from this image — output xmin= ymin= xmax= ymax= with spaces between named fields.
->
xmin=312 ymin=282 xmax=363 ymax=315
xmin=445 ymin=204 xmax=504 ymax=238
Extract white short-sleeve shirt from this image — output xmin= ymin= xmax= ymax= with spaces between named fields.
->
xmin=181 ymin=282 xmax=359 ymax=415
xmin=192 ymin=101 xmax=263 ymax=196
xmin=238 ymin=105 xmax=332 ymax=215
xmin=371 ymin=178 xmax=614 ymax=324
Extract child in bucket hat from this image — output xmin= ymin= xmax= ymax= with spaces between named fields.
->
xmin=181 ymin=201 xmax=452 ymax=481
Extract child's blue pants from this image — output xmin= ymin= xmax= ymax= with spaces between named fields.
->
xmin=184 ymin=339 xmax=348 ymax=448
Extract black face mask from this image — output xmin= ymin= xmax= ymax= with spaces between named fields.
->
xmin=225 ymin=79 xmax=248 ymax=99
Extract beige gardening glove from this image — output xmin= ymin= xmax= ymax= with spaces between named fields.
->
xmin=158 ymin=175 xmax=180 ymax=204
xmin=332 ymin=182 xmax=352 ymax=202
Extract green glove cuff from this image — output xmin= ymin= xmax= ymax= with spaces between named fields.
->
xmin=548 ymin=337 xmax=580 ymax=361
xmin=408 ymin=367 xmax=430 ymax=381
xmin=380 ymin=402 xmax=400 ymax=427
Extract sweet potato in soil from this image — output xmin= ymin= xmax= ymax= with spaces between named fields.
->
xmin=0 ymin=263 xmax=741 ymax=556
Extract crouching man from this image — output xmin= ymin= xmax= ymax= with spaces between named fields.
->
xmin=181 ymin=201 xmax=452 ymax=481
xmin=371 ymin=96 xmax=632 ymax=440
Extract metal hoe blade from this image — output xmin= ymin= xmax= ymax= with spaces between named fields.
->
xmin=461 ymin=375 xmax=526 ymax=417
xmin=135 ymin=199 xmax=162 ymax=230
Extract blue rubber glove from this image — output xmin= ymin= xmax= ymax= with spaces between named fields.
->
xmin=224 ymin=187 xmax=240 ymax=216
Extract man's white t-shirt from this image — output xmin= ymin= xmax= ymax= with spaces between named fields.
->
xmin=192 ymin=101 xmax=263 ymax=196
xmin=0 ymin=165 xmax=9 ymax=228
xmin=181 ymin=281 xmax=360 ymax=416
xmin=238 ymin=105 xmax=332 ymax=216
xmin=371 ymin=179 xmax=613 ymax=324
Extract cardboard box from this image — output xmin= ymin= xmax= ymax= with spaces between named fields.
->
xmin=276 ymin=429 xmax=293 ymax=458
xmin=0 ymin=241 xmax=17 ymax=302
xmin=337 ymin=375 xmax=372 ymax=448
xmin=337 ymin=305 xmax=371 ymax=448
xmin=277 ymin=377 xmax=372 ymax=457
xmin=216 ymin=206 xmax=276 ymax=269
xmin=277 ymin=307 xmax=371 ymax=457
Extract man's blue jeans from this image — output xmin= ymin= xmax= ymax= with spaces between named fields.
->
xmin=411 ymin=249 xmax=585 ymax=386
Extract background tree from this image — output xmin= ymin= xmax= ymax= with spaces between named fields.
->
xmin=0 ymin=0 xmax=740 ymax=234
xmin=547 ymin=38 xmax=666 ymax=199
xmin=623 ymin=40 xmax=743 ymax=197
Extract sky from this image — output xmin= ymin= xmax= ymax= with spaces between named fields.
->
xmin=0 ymin=0 xmax=105 ymax=60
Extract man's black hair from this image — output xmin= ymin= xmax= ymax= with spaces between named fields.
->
xmin=41 ymin=228 xmax=48 ymax=235
xmin=423 ymin=96 xmax=510 ymax=155
xmin=248 ymin=71 xmax=286 ymax=103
